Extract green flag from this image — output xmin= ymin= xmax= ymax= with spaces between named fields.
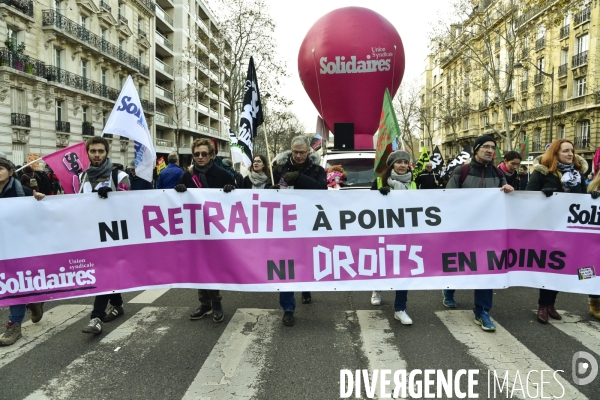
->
xmin=495 ymin=147 xmax=503 ymax=166
xmin=374 ymin=88 xmax=401 ymax=177
xmin=519 ymin=136 xmax=529 ymax=159
xmin=413 ymin=146 xmax=430 ymax=180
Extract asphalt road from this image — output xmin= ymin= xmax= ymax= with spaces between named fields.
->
xmin=1 ymin=287 xmax=599 ymax=399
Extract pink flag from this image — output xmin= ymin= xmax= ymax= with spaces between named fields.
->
xmin=42 ymin=142 xmax=90 ymax=194
xmin=593 ymin=147 xmax=600 ymax=176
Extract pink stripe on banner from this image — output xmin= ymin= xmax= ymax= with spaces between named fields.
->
xmin=0 ymin=229 xmax=597 ymax=306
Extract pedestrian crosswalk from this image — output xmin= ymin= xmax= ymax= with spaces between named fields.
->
xmin=1 ymin=290 xmax=599 ymax=399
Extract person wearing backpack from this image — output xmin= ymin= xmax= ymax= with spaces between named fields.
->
xmin=369 ymin=150 xmax=416 ymax=325
xmin=79 ymin=136 xmax=130 ymax=335
xmin=443 ymin=135 xmax=514 ymax=332
xmin=0 ymin=157 xmax=46 ymax=345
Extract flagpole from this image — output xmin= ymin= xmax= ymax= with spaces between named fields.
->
xmin=15 ymin=157 xmax=43 ymax=172
xmin=391 ymin=45 xmax=396 ymax=93
xmin=262 ymin=124 xmax=275 ymax=186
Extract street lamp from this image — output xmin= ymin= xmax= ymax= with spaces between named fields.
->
xmin=513 ymin=61 xmax=555 ymax=144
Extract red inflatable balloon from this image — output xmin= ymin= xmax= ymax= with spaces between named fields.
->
xmin=298 ymin=7 xmax=405 ymax=149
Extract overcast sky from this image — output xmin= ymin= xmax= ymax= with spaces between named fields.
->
xmin=209 ymin=0 xmax=451 ymax=132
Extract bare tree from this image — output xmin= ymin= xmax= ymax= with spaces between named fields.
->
xmin=253 ymin=109 xmax=305 ymax=159
xmin=393 ymin=81 xmax=421 ymax=161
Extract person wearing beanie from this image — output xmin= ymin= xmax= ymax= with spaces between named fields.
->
xmin=368 ymin=149 xmax=416 ymax=326
xmin=443 ymin=135 xmax=514 ymax=333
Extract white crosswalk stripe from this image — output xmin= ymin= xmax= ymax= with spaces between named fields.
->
xmin=128 ymin=288 xmax=170 ymax=304
xmin=0 ymin=305 xmax=91 ymax=369
xmin=436 ymin=310 xmax=587 ymax=400
xmin=531 ymin=310 xmax=600 ymax=357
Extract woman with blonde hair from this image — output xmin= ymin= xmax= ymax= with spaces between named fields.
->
xmin=526 ymin=139 xmax=588 ymax=324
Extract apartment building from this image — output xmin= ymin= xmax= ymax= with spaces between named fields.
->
xmin=421 ymin=0 xmax=599 ymax=168
xmin=0 ymin=0 xmax=231 ymax=169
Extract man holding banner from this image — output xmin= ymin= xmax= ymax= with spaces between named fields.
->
xmin=444 ymin=135 xmax=513 ymax=333
xmin=80 ymin=136 xmax=131 ymax=335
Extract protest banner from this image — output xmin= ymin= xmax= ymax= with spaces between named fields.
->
xmin=0 ymin=189 xmax=598 ymax=306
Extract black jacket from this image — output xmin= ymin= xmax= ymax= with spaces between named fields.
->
xmin=415 ymin=171 xmax=441 ymax=189
xmin=129 ymin=175 xmax=154 ymax=191
xmin=178 ymin=162 xmax=235 ymax=189
xmin=446 ymin=159 xmax=507 ymax=189
xmin=241 ymin=175 xmax=272 ymax=189
xmin=526 ymin=155 xmax=588 ymax=194
xmin=271 ymin=150 xmax=327 ymax=190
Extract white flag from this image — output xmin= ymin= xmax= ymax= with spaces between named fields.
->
xmin=229 ymin=128 xmax=244 ymax=165
xmin=103 ymin=76 xmax=156 ymax=182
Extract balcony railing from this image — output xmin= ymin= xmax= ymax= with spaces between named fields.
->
xmin=559 ymin=26 xmax=570 ymax=39
xmin=138 ymin=0 xmax=155 ymax=13
xmin=11 ymin=113 xmax=30 ymax=127
xmin=534 ymin=74 xmax=545 ymax=85
xmin=512 ymin=104 xmax=556 ymax=123
xmin=198 ymin=123 xmax=209 ymax=133
xmin=1 ymin=0 xmax=33 ymax=17
xmin=0 ymin=48 xmax=46 ymax=77
xmin=42 ymin=10 xmax=149 ymax=76
xmin=575 ymin=136 xmax=590 ymax=149
xmin=506 ymin=89 xmax=514 ymax=99
xmin=155 ymin=4 xmax=173 ymax=26
xmin=140 ymin=99 xmax=154 ymax=113
xmin=138 ymin=28 xmax=147 ymax=39
xmin=46 ymin=65 xmax=120 ymax=101
xmin=99 ymin=0 xmax=111 ymax=12
xmin=479 ymin=100 xmax=489 ymax=110
xmin=558 ymin=63 xmax=568 ymax=77
xmin=520 ymin=47 xmax=530 ymax=59
xmin=155 ymin=112 xmax=173 ymax=125
xmin=155 ymin=85 xmax=173 ymax=100
xmin=521 ymin=80 xmax=528 ymax=91
xmin=155 ymin=30 xmax=173 ymax=51
xmin=56 ymin=120 xmax=70 ymax=132
xmin=209 ymin=127 xmax=219 ymax=137
xmin=118 ymin=15 xmax=128 ymax=25
xmin=556 ymin=100 xmax=566 ymax=112
xmin=574 ymin=6 xmax=591 ymax=25
xmin=82 ymin=124 xmax=94 ymax=136
xmin=535 ymin=38 xmax=545 ymax=50
xmin=155 ymin=57 xmax=173 ymax=75
xmin=572 ymin=51 xmax=588 ymax=67
xmin=156 ymin=138 xmax=173 ymax=147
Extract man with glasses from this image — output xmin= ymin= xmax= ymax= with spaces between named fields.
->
xmin=271 ymin=135 xmax=327 ymax=326
xmin=174 ymin=138 xmax=235 ymax=323
xmin=415 ymin=162 xmax=442 ymax=189
xmin=444 ymin=135 xmax=513 ymax=332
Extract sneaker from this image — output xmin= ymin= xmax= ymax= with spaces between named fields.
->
xmin=103 ymin=306 xmax=124 ymax=323
xmin=0 ymin=322 xmax=22 ymax=346
xmin=28 ymin=302 xmax=44 ymax=323
xmin=282 ymin=311 xmax=295 ymax=326
xmin=301 ymin=292 xmax=312 ymax=304
xmin=189 ymin=305 xmax=212 ymax=320
xmin=82 ymin=318 xmax=103 ymax=335
xmin=474 ymin=312 xmax=496 ymax=332
xmin=212 ymin=301 xmax=224 ymax=323
xmin=394 ymin=310 xmax=413 ymax=325
xmin=442 ymin=290 xmax=457 ymax=308
xmin=371 ymin=291 xmax=382 ymax=306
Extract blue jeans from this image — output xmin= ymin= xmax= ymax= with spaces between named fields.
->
xmin=9 ymin=304 xmax=27 ymax=324
xmin=280 ymin=292 xmax=296 ymax=312
xmin=394 ymin=290 xmax=408 ymax=311
xmin=445 ymin=289 xmax=493 ymax=316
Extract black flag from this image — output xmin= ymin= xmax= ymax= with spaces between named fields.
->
xmin=237 ymin=56 xmax=264 ymax=167
xmin=441 ymin=145 xmax=472 ymax=177
xmin=430 ymin=146 xmax=445 ymax=174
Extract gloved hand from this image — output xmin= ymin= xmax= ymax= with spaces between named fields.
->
xmin=379 ymin=187 xmax=390 ymax=196
xmin=174 ymin=184 xmax=187 ymax=193
xmin=97 ymin=186 xmax=112 ymax=199
xmin=541 ymin=187 xmax=557 ymax=197
xmin=283 ymin=171 xmax=299 ymax=183
xmin=269 ymin=184 xmax=281 ymax=189
xmin=591 ymin=191 xmax=600 ymax=199
xmin=223 ymin=184 xmax=235 ymax=193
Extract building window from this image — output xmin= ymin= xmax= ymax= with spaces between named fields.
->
xmin=506 ymin=106 xmax=512 ymax=121
xmin=576 ymin=120 xmax=590 ymax=148
xmin=54 ymin=48 xmax=62 ymax=68
xmin=83 ymin=105 xmax=88 ymax=123
xmin=535 ymin=93 xmax=543 ymax=107
xmin=463 ymin=118 xmax=469 ymax=130
xmin=101 ymin=29 xmax=107 ymax=41
xmin=574 ymin=76 xmax=586 ymax=97
xmin=56 ymin=100 xmax=63 ymax=121
xmin=139 ymin=51 xmax=144 ymax=64
xmin=101 ymin=69 xmax=107 ymax=86
xmin=139 ymin=84 xmax=144 ymax=100
xmin=557 ymin=124 xmax=565 ymax=139
xmin=80 ymin=15 xmax=89 ymax=29
xmin=81 ymin=60 xmax=87 ymax=78
xmin=103 ymin=111 xmax=107 ymax=127
xmin=482 ymin=114 xmax=489 ymax=126
xmin=533 ymin=128 xmax=542 ymax=151
xmin=11 ymin=88 xmax=26 ymax=114
xmin=119 ymin=75 xmax=124 ymax=88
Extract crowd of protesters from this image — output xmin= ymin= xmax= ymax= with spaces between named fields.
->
xmin=1 ymin=133 xmax=599 ymax=346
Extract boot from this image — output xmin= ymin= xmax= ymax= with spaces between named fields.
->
xmin=590 ymin=298 xmax=600 ymax=320
xmin=547 ymin=305 xmax=562 ymax=320
xmin=28 ymin=302 xmax=44 ymax=323
xmin=0 ymin=322 xmax=22 ymax=346
xmin=212 ymin=301 xmax=224 ymax=323
xmin=537 ymin=306 xmax=548 ymax=324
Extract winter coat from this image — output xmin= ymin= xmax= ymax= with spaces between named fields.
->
xmin=129 ymin=175 xmax=154 ymax=191
xmin=271 ymin=150 xmax=327 ymax=190
xmin=241 ymin=175 xmax=272 ymax=189
xmin=415 ymin=171 xmax=442 ymax=189
xmin=526 ymin=155 xmax=588 ymax=194
xmin=446 ymin=159 xmax=507 ymax=189
xmin=157 ymin=163 xmax=184 ymax=189
xmin=178 ymin=161 xmax=235 ymax=189
xmin=0 ymin=177 xmax=31 ymax=198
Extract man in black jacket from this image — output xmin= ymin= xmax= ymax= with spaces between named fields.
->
xmin=415 ymin=162 xmax=442 ymax=189
xmin=271 ymin=135 xmax=327 ymax=326
xmin=174 ymin=138 xmax=235 ymax=323
xmin=444 ymin=135 xmax=513 ymax=333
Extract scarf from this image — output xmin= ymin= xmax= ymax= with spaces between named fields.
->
xmin=387 ymin=170 xmax=413 ymax=190
xmin=499 ymin=162 xmax=515 ymax=178
xmin=86 ymin=158 xmax=113 ymax=185
xmin=248 ymin=170 xmax=268 ymax=189
xmin=193 ymin=160 xmax=213 ymax=188
xmin=557 ymin=161 xmax=581 ymax=192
